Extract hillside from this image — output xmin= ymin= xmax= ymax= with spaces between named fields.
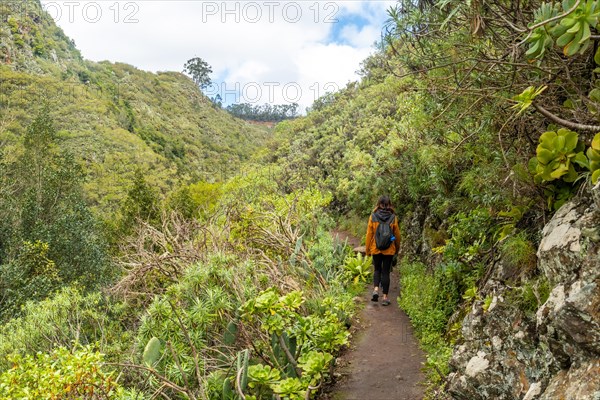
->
xmin=1 ymin=0 xmax=600 ymax=399
xmin=0 ymin=0 xmax=270 ymax=214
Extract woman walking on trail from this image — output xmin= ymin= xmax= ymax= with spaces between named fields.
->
xmin=365 ymin=195 xmax=401 ymax=306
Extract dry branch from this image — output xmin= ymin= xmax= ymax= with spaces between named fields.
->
xmin=533 ymin=103 xmax=600 ymax=133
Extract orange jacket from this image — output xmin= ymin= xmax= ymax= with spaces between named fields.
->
xmin=365 ymin=211 xmax=401 ymax=256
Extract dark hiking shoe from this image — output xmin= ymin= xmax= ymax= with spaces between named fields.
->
xmin=381 ymin=299 xmax=391 ymax=306
xmin=371 ymin=291 xmax=379 ymax=302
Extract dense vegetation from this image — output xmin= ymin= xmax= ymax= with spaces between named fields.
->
xmin=265 ymin=0 xmax=600 ymax=395
xmin=2 ymin=0 xmax=600 ymax=398
xmin=226 ymin=103 xmax=300 ymax=122
xmin=0 ymin=0 xmax=270 ymax=217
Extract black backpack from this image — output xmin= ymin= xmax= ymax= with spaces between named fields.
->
xmin=373 ymin=214 xmax=394 ymax=250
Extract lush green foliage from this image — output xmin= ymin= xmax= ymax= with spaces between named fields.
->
xmin=398 ymin=261 xmax=454 ymax=388
xmin=0 ymin=0 xmax=271 ymax=217
xmin=525 ymin=0 xmax=600 ymax=59
xmin=226 ymin=103 xmax=299 ymax=122
xmin=5 ymin=0 xmax=598 ymax=398
xmin=0 ymin=286 xmax=130 ymax=371
xmin=235 ymin=289 xmax=349 ymax=399
xmin=0 ymin=110 xmax=112 ymax=318
xmin=0 ymin=346 xmax=125 ymax=399
xmin=266 ymin=0 xmax=579 ymax=395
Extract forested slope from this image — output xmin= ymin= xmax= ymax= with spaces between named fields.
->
xmin=0 ymin=0 xmax=269 ymax=213
xmin=0 ymin=2 xmax=367 ymax=399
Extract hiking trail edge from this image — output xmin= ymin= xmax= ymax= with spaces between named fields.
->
xmin=327 ymin=230 xmax=426 ymax=400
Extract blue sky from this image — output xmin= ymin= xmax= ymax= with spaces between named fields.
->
xmin=40 ymin=0 xmax=396 ymax=111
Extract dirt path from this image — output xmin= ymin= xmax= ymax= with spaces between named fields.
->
xmin=328 ymin=231 xmax=426 ymax=400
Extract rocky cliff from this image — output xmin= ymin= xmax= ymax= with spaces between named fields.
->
xmin=447 ymin=187 xmax=600 ymax=399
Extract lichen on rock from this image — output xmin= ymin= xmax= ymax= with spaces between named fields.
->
xmin=447 ymin=191 xmax=600 ymax=399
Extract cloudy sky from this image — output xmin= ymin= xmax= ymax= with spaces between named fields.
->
xmin=40 ymin=0 xmax=395 ymax=111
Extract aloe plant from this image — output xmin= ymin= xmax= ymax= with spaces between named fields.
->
xmin=529 ymin=128 xmax=587 ymax=183
xmin=236 ymin=349 xmax=250 ymax=392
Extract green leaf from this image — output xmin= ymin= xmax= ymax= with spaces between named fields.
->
xmin=553 ymin=134 xmax=567 ymax=151
xmin=592 ymin=169 xmax=600 ymax=184
xmin=563 ymin=163 xmax=578 ymax=182
xmin=143 ymin=337 xmax=162 ymax=368
xmin=587 ymin=147 xmax=600 ymax=162
xmin=589 ymin=89 xmax=600 ymax=103
xmin=566 ymin=21 xmax=582 ymax=34
xmin=592 ymin=133 xmax=600 ymax=151
xmin=528 ymin=157 xmax=539 ymax=173
xmin=564 ymin=39 xmax=581 ymax=56
xmin=580 ymin=22 xmax=591 ymax=43
xmin=563 ymin=129 xmax=578 ymax=151
xmin=572 ymin=152 xmax=589 ymax=168
xmin=539 ymin=130 xmax=557 ymax=145
xmin=563 ymin=98 xmax=576 ymax=109
xmin=537 ymin=148 xmax=554 ymax=164
xmin=556 ymin=31 xmax=575 ymax=46
xmin=526 ymin=40 xmax=542 ymax=56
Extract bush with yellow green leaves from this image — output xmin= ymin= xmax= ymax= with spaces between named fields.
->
xmin=0 ymin=346 xmax=130 ymax=399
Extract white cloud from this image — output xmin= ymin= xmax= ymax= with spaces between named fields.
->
xmin=40 ymin=0 xmax=395 ymax=111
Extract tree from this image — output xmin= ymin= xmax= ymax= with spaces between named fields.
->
xmin=210 ymin=94 xmax=222 ymax=108
xmin=118 ymin=168 xmax=160 ymax=235
xmin=0 ymin=109 xmax=112 ymax=319
xmin=225 ymin=102 xmax=299 ymax=122
xmin=183 ymin=57 xmax=213 ymax=89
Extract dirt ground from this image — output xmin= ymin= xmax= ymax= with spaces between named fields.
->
xmin=327 ymin=231 xmax=426 ymax=400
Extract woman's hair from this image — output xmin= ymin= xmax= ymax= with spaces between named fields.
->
xmin=374 ymin=195 xmax=395 ymax=212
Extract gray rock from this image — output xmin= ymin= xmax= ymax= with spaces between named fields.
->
xmin=448 ymin=192 xmax=600 ymax=400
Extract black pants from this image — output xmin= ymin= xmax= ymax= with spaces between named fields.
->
xmin=372 ymin=254 xmax=393 ymax=295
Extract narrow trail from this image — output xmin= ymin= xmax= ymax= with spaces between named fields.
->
xmin=328 ymin=230 xmax=426 ymax=400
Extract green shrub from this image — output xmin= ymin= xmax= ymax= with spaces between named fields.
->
xmin=0 ymin=287 xmax=130 ymax=371
xmin=529 ymin=128 xmax=587 ymax=183
xmin=505 ymin=276 xmax=551 ymax=316
xmin=0 ymin=346 xmax=124 ymax=399
xmin=0 ymin=241 xmax=61 ymax=320
xmin=306 ymin=228 xmax=349 ymax=282
xmin=0 ymin=110 xmax=113 ymax=304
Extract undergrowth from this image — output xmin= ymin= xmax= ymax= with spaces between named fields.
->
xmin=397 ymin=260 xmax=455 ymax=395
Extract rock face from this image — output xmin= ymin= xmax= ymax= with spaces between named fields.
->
xmin=447 ymin=193 xmax=600 ymax=399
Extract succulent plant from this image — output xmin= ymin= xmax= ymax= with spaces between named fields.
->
xmin=551 ymin=0 xmax=600 ymax=56
xmin=586 ymin=132 xmax=600 ymax=183
xmin=142 ymin=337 xmax=163 ymax=368
xmin=529 ymin=128 xmax=587 ymax=183
xmin=526 ymin=3 xmax=560 ymax=59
